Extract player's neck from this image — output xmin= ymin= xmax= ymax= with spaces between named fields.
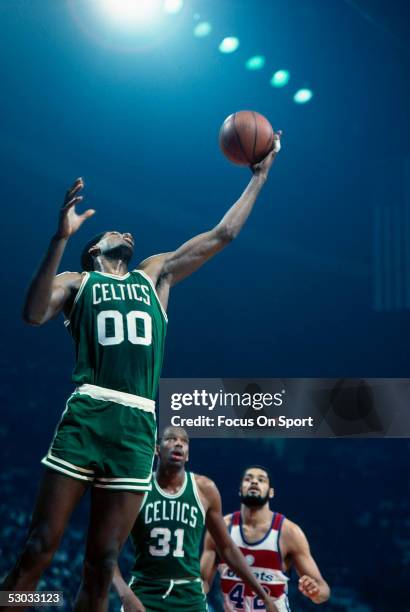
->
xmin=93 ymin=256 xmax=129 ymax=276
xmin=241 ymin=504 xmax=272 ymax=527
xmin=156 ymin=466 xmax=186 ymax=494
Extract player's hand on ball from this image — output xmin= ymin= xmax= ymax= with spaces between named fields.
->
xmin=298 ymin=575 xmax=321 ymax=602
xmin=56 ymin=177 xmax=95 ymax=239
xmin=120 ymin=591 xmax=146 ymax=612
xmin=251 ymin=131 xmax=282 ymax=180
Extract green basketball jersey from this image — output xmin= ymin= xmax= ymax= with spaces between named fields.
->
xmin=66 ymin=269 xmax=167 ymax=399
xmin=131 ymin=472 xmax=206 ymax=580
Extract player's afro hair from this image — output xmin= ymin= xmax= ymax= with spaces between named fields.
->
xmin=241 ymin=465 xmax=273 ymax=488
xmin=81 ymin=232 xmax=107 ymax=271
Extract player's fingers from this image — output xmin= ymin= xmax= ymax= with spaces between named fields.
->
xmin=65 ymin=177 xmax=84 ymax=200
xmin=62 ymin=195 xmax=83 ymax=210
xmin=79 ymin=209 xmax=96 ymax=221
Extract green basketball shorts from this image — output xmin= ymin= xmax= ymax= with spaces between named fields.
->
xmin=128 ymin=577 xmax=208 ymax=612
xmin=41 ymin=384 xmax=156 ymax=491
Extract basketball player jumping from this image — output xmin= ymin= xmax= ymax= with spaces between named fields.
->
xmin=1 ymin=135 xmax=281 ymax=611
xmin=201 ymin=466 xmax=330 ymax=611
xmin=113 ymin=427 xmax=279 ymax=612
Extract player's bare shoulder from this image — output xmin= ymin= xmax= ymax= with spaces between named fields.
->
xmin=55 ymin=271 xmax=88 ymax=318
xmin=137 ymin=253 xmax=171 ymax=283
xmin=281 ymin=517 xmax=304 ymax=538
xmin=194 ymin=473 xmax=218 ymax=493
xmin=193 ymin=474 xmax=221 ymax=512
xmin=280 ymin=517 xmax=309 ymax=554
xmin=55 ymin=270 xmax=84 ymax=290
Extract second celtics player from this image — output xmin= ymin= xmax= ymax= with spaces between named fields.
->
xmin=2 ymin=135 xmax=281 ymax=612
xmin=113 ymin=427 xmax=279 ymax=612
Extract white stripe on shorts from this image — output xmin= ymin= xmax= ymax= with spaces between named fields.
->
xmin=75 ymin=383 xmax=155 ymax=414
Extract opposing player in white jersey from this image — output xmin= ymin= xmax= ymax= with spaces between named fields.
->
xmin=201 ymin=466 xmax=330 ymax=611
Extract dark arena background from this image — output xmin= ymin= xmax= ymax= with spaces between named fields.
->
xmin=1 ymin=1 xmax=410 ymax=610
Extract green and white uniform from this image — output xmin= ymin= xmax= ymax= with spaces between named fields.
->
xmin=42 ymin=269 xmax=167 ymax=491
xmin=128 ymin=472 xmax=208 ymax=611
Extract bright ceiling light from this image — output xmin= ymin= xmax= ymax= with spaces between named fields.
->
xmin=245 ymin=55 xmax=266 ymax=71
xmin=194 ymin=22 xmax=212 ymax=37
xmin=270 ymin=70 xmax=290 ymax=88
xmin=101 ymin=0 xmax=162 ymax=24
xmin=219 ymin=37 xmax=240 ymax=54
xmin=163 ymin=0 xmax=183 ymax=14
xmin=294 ymin=88 xmax=314 ymax=104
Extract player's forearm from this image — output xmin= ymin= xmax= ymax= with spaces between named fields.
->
xmin=215 ymin=174 xmax=266 ymax=241
xmin=312 ymin=581 xmax=330 ymax=604
xmin=221 ymin=543 xmax=271 ymax=603
xmin=22 ymin=234 xmax=68 ymax=325
xmin=200 ymin=551 xmax=218 ymax=593
xmin=112 ymin=564 xmax=132 ymax=600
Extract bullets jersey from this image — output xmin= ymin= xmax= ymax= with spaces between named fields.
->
xmin=219 ymin=511 xmax=290 ymax=612
xmin=66 ymin=269 xmax=167 ymax=399
xmin=131 ymin=472 xmax=206 ymax=580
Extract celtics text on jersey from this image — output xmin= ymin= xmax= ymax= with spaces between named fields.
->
xmin=65 ymin=269 xmax=167 ymax=399
xmin=131 ymin=472 xmax=206 ymax=581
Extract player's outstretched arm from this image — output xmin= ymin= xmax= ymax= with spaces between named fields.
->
xmin=140 ymin=133 xmax=281 ymax=288
xmin=200 ymin=478 xmax=280 ymax=612
xmin=112 ymin=564 xmax=146 ymax=612
xmin=283 ymin=520 xmax=330 ymax=604
xmin=23 ymin=178 xmax=94 ymax=326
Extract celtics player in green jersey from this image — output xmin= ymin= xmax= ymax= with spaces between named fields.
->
xmin=113 ymin=427 xmax=279 ymax=612
xmin=2 ymin=134 xmax=281 ymax=612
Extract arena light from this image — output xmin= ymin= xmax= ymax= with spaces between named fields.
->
xmin=163 ymin=0 xmax=183 ymax=15
xmin=219 ymin=37 xmax=240 ymax=54
xmin=294 ymin=88 xmax=314 ymax=104
xmin=193 ymin=21 xmax=212 ymax=37
xmin=245 ymin=55 xmax=265 ymax=71
xmin=270 ymin=70 xmax=290 ymax=88
xmin=101 ymin=0 xmax=162 ymax=24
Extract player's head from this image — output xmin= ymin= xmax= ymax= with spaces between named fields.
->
xmin=239 ymin=465 xmax=274 ymax=509
xmin=81 ymin=231 xmax=134 ymax=271
xmin=157 ymin=426 xmax=189 ymax=469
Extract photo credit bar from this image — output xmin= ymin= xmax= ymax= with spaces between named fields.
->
xmin=159 ymin=378 xmax=410 ymax=438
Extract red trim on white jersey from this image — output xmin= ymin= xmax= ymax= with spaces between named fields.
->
xmin=218 ymin=510 xmax=290 ymax=611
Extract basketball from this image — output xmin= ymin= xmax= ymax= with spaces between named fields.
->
xmin=219 ymin=110 xmax=274 ymax=166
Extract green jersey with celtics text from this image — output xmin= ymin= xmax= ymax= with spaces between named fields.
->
xmin=66 ymin=269 xmax=167 ymax=399
xmin=131 ymin=472 xmax=206 ymax=580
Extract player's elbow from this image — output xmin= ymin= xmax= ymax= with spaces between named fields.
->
xmin=22 ymin=309 xmax=45 ymax=326
xmin=216 ymin=224 xmax=237 ymax=244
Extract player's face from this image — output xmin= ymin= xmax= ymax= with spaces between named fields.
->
xmin=95 ymin=231 xmax=134 ymax=260
xmin=159 ymin=427 xmax=189 ymax=468
xmin=240 ymin=468 xmax=273 ymax=507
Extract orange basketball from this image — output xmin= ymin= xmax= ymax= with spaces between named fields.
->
xmin=219 ymin=110 xmax=274 ymax=166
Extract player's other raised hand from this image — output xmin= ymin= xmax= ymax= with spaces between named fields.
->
xmin=298 ymin=574 xmax=321 ymax=602
xmin=251 ymin=130 xmax=282 ymax=180
xmin=56 ymin=177 xmax=95 ymax=239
